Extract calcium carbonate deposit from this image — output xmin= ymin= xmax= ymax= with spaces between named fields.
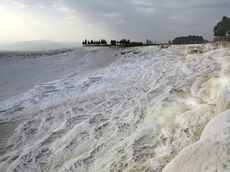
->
xmin=0 ymin=44 xmax=230 ymax=172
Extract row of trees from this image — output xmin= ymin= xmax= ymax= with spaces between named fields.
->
xmin=82 ymin=39 xmax=107 ymax=46
xmin=82 ymin=37 xmax=204 ymax=46
xmin=82 ymin=39 xmax=144 ymax=47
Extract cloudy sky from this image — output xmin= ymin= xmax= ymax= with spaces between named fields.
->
xmin=0 ymin=0 xmax=229 ymax=43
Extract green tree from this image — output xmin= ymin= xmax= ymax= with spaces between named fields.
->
xmin=111 ymin=40 xmax=116 ymax=46
xmin=214 ymin=16 xmax=230 ymax=37
xmin=172 ymin=35 xmax=204 ymax=44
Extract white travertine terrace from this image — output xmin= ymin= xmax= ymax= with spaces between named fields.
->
xmin=0 ymin=43 xmax=230 ymax=172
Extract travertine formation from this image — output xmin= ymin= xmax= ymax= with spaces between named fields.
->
xmin=0 ymin=44 xmax=230 ymax=172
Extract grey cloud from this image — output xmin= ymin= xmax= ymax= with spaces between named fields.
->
xmin=13 ymin=0 xmax=61 ymax=6
xmin=9 ymin=0 xmax=230 ymax=41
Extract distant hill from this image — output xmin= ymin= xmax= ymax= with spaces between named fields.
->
xmin=0 ymin=40 xmax=80 ymax=51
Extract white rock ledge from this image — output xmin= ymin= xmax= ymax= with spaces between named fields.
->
xmin=163 ymin=109 xmax=230 ymax=172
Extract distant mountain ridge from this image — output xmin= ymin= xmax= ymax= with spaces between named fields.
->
xmin=0 ymin=40 xmax=80 ymax=51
